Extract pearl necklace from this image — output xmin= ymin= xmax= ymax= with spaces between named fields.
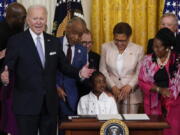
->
xmin=157 ymin=51 xmax=170 ymax=69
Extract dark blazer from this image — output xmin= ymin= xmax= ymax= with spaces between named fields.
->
xmin=147 ymin=34 xmax=180 ymax=54
xmin=0 ymin=21 xmax=20 ymax=82
xmin=3 ymin=29 xmax=79 ymax=115
xmin=88 ymin=51 xmax=100 ymax=70
xmin=175 ymin=34 xmax=180 ymax=53
xmin=57 ymin=37 xmax=87 ymax=112
xmin=0 ymin=21 xmax=23 ymax=51
xmin=0 ymin=21 xmax=11 ymax=86
xmin=77 ymin=51 xmax=100 ymax=97
xmin=0 ymin=21 xmax=11 ymax=51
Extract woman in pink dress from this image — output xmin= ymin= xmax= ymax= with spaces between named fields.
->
xmin=138 ymin=28 xmax=180 ymax=135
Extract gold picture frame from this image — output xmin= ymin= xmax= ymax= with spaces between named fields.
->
xmin=100 ymin=119 xmax=129 ymax=135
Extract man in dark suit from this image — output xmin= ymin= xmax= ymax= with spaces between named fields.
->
xmin=56 ymin=17 xmax=87 ymax=120
xmin=0 ymin=3 xmax=26 ymax=135
xmin=147 ymin=13 xmax=180 ymax=54
xmin=81 ymin=29 xmax=100 ymax=70
xmin=0 ymin=2 xmax=26 ymax=84
xmin=1 ymin=5 xmax=93 ymax=135
xmin=78 ymin=29 xmax=100 ymax=97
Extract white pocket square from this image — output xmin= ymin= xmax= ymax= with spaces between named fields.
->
xmin=49 ymin=52 xmax=56 ymax=55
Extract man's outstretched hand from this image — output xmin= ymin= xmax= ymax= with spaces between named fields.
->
xmin=79 ymin=63 xmax=95 ymax=79
xmin=1 ymin=65 xmax=9 ymax=86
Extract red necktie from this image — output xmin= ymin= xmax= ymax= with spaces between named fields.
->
xmin=66 ymin=44 xmax=72 ymax=64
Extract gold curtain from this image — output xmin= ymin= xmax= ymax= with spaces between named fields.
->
xmin=91 ymin=0 xmax=165 ymax=54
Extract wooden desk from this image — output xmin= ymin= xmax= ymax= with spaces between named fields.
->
xmin=60 ymin=115 xmax=169 ymax=135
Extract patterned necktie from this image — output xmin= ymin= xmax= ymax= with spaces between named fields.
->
xmin=36 ymin=36 xmax=45 ymax=67
xmin=66 ymin=44 xmax=72 ymax=64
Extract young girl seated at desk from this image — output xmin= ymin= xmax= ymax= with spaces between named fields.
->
xmin=77 ymin=71 xmax=118 ymax=115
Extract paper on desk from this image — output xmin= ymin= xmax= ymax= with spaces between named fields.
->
xmin=123 ymin=114 xmax=150 ymax=120
xmin=97 ymin=114 xmax=123 ymax=120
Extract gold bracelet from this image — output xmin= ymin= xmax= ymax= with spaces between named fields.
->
xmin=156 ymin=87 xmax=160 ymax=93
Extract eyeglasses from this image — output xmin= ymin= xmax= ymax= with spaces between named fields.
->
xmin=114 ymin=39 xmax=128 ymax=44
xmin=153 ymin=46 xmax=166 ymax=51
xmin=81 ymin=41 xmax=93 ymax=45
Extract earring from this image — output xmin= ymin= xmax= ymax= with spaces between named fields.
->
xmin=166 ymin=48 xmax=169 ymax=52
xmin=170 ymin=46 xmax=174 ymax=50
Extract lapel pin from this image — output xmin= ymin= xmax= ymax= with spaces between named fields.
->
xmin=47 ymin=39 xmax=51 ymax=42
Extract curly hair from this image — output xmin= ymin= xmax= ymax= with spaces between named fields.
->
xmin=152 ymin=28 xmax=179 ymax=78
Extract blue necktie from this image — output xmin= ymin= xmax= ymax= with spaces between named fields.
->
xmin=36 ymin=36 xmax=45 ymax=67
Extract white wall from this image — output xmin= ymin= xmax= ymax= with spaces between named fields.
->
xmin=81 ymin=0 xmax=92 ymax=29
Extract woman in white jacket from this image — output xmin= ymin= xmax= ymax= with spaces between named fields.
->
xmin=99 ymin=22 xmax=144 ymax=113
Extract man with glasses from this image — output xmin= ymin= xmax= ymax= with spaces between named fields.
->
xmin=77 ymin=29 xmax=100 ymax=97
xmin=147 ymin=13 xmax=180 ymax=54
xmin=81 ymin=29 xmax=100 ymax=70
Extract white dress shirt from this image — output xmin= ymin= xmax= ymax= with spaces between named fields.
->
xmin=62 ymin=36 xmax=75 ymax=64
xmin=77 ymin=91 xmax=119 ymax=115
xmin=29 ymin=29 xmax=45 ymax=55
xmin=116 ymin=54 xmax=124 ymax=77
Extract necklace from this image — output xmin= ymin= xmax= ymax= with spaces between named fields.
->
xmin=157 ymin=51 xmax=170 ymax=69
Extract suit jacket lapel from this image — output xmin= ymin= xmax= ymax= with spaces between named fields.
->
xmin=72 ymin=44 xmax=82 ymax=66
xmin=111 ymin=42 xmax=120 ymax=76
xmin=122 ymin=43 xmax=132 ymax=66
xmin=43 ymin=33 xmax=52 ymax=69
xmin=59 ymin=37 xmax=63 ymax=50
xmin=26 ymin=30 xmax=43 ymax=68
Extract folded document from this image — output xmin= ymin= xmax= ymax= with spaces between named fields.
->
xmin=97 ymin=114 xmax=123 ymax=120
xmin=123 ymin=114 xmax=150 ymax=120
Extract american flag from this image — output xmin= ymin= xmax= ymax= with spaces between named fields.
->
xmin=0 ymin=0 xmax=16 ymax=21
xmin=52 ymin=0 xmax=83 ymax=37
xmin=163 ymin=0 xmax=180 ymax=32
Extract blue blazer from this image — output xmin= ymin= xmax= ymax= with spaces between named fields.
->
xmin=56 ymin=37 xmax=87 ymax=112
